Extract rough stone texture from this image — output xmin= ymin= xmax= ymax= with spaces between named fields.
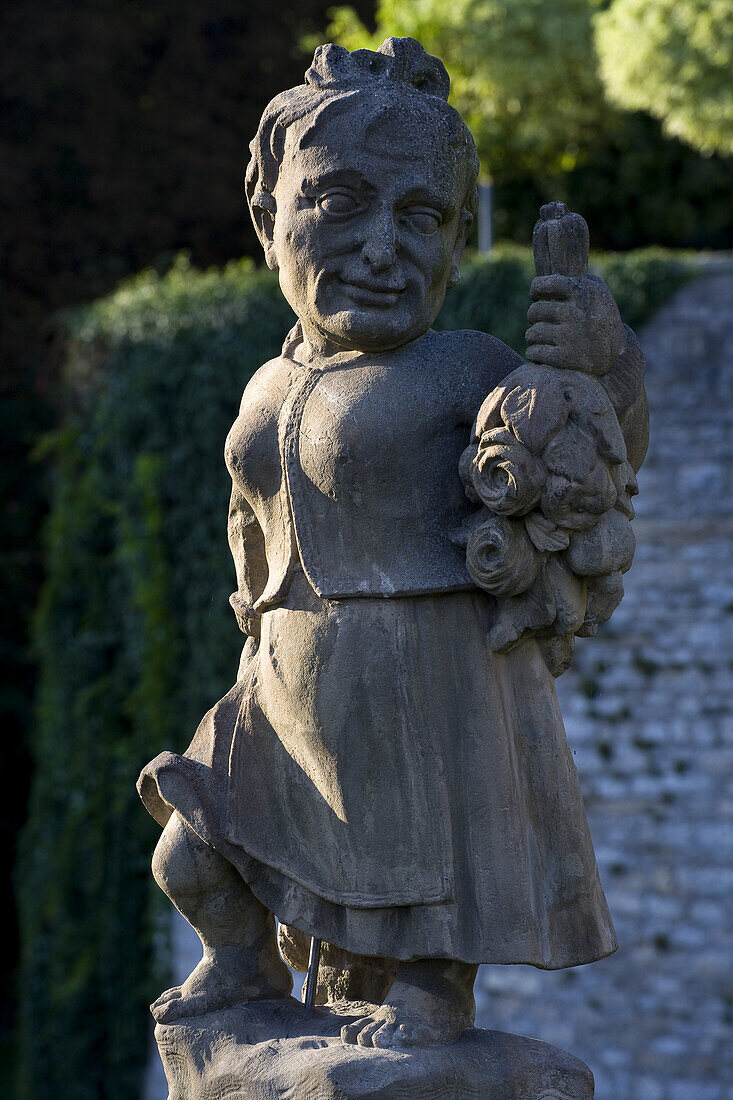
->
xmin=474 ymin=268 xmax=733 ymax=1100
xmin=155 ymin=1000 xmax=594 ymax=1099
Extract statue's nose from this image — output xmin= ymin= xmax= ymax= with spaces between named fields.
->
xmin=361 ymin=208 xmax=397 ymax=271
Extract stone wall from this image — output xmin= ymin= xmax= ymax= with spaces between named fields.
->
xmin=475 ymin=268 xmax=733 ymax=1100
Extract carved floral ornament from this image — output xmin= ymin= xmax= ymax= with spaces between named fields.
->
xmin=305 ymin=38 xmax=452 ymax=100
xmin=454 ymin=205 xmax=640 ymax=676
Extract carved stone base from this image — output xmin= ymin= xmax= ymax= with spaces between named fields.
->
xmin=154 ymin=999 xmax=594 ymax=1099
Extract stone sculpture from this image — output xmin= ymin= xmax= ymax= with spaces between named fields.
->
xmin=138 ymin=35 xmax=648 ymax=1098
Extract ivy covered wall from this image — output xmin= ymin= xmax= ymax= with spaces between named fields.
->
xmin=17 ymin=249 xmax=693 ymax=1098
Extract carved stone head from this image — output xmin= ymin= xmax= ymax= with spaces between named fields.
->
xmin=246 ymin=37 xmax=479 ymax=353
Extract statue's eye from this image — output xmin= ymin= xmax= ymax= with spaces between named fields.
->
xmin=317 ymin=191 xmax=359 ymax=216
xmin=401 ymin=208 xmax=442 ymax=234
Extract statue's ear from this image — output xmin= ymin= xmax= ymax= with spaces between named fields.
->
xmin=448 ymin=208 xmax=472 ymax=288
xmin=250 ymin=190 xmax=278 ymax=270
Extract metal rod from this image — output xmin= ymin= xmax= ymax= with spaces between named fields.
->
xmin=303 ymin=936 xmax=322 ymax=1011
xmin=478 ymin=180 xmax=493 ymax=254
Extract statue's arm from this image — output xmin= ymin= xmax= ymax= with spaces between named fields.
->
xmin=227 ymin=482 xmax=268 ymax=643
xmin=603 ymin=324 xmax=649 ymax=473
xmin=460 ymin=204 xmax=650 ymax=676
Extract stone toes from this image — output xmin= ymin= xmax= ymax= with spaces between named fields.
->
xmin=356 ymin=1019 xmax=383 ymax=1047
xmin=153 ymin=992 xmax=207 ymax=1024
xmin=152 ymin=998 xmax=182 ymax=1023
xmin=390 ymin=1022 xmax=433 ymax=1048
xmin=150 ymin=987 xmax=181 ymax=1014
xmin=371 ymin=1022 xmax=396 ymax=1048
xmin=342 ymin=1014 xmax=432 ymax=1049
xmin=340 ymin=1020 xmax=364 ymax=1045
xmin=390 ymin=1023 xmax=411 ymax=1048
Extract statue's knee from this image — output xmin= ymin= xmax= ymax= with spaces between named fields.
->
xmin=152 ymin=813 xmax=201 ymax=901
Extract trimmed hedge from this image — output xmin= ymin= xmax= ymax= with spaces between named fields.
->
xmin=17 ymin=248 xmax=693 ymax=1098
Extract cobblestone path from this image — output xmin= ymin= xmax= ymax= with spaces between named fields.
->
xmin=475 ymin=268 xmax=733 ymax=1100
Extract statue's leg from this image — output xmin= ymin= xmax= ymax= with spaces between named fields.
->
xmin=340 ymin=958 xmax=477 ymax=1049
xmin=150 ymin=812 xmax=292 ymax=1023
xmin=279 ymin=923 xmax=398 ymax=1006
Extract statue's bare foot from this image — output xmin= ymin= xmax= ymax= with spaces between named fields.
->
xmin=340 ymin=959 xmax=476 ymax=1049
xmin=151 ymin=945 xmax=292 ymax=1023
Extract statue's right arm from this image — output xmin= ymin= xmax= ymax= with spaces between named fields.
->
xmin=227 ymin=482 xmax=268 ymax=643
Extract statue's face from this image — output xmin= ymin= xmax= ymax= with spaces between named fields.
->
xmin=268 ymin=99 xmax=472 ymax=353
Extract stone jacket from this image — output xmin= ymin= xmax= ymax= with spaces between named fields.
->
xmin=224 ymin=328 xmax=522 ymax=631
xmin=224 ymin=325 xmax=647 ymax=633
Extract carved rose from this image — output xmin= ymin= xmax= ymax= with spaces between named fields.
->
xmin=566 ymin=508 xmax=635 ymax=576
xmin=472 ymin=428 xmax=546 ymax=516
xmin=540 ymin=420 xmax=617 ymax=530
xmin=540 ymin=467 xmax=616 ymax=531
xmin=578 ymin=572 xmax=625 ymax=637
xmin=458 ymin=442 xmax=480 ymax=502
xmin=466 ymin=513 xmax=539 ymax=596
xmin=464 ymin=344 xmax=640 ymax=669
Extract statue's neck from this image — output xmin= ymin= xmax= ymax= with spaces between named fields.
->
xmin=297 ymin=321 xmax=431 ymax=368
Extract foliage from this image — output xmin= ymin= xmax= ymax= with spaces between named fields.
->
xmin=440 ymin=244 xmax=697 ymax=341
xmin=595 ymin=0 xmax=733 ymax=156
xmin=326 ymin=0 xmax=609 ymax=179
xmin=539 ymin=113 xmax=733 ymax=253
xmin=325 ymin=1 xmax=733 ymax=251
xmin=17 ymin=248 xmax=693 ymax=1097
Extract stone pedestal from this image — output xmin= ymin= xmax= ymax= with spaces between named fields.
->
xmin=154 ymin=999 xmax=594 ymax=1099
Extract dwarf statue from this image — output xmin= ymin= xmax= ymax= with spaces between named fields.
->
xmin=139 ymin=36 xmax=648 ymax=1051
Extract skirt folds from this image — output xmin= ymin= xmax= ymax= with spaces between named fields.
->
xmin=139 ymin=579 xmax=616 ymax=967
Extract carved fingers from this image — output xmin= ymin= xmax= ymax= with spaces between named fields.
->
xmin=526 ymin=274 xmax=625 ymax=376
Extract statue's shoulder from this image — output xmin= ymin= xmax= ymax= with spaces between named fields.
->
xmin=238 ymin=355 xmax=289 ymax=413
xmin=428 ymin=328 xmax=523 ymax=399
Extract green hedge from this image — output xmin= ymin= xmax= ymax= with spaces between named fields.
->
xmin=17 ymin=248 xmax=693 ymax=1098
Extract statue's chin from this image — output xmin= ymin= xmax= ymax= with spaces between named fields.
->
xmin=311 ymin=309 xmax=431 ymax=354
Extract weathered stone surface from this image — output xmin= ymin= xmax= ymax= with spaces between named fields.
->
xmin=156 ymin=1001 xmax=594 ymax=1099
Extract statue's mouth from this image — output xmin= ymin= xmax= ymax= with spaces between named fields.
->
xmin=339 ymin=278 xmax=406 ymax=305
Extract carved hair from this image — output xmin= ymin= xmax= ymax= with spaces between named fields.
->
xmin=245 ymin=36 xmax=480 ymax=242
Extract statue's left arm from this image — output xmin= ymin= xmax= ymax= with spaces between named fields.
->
xmin=604 ymin=326 xmax=649 ymax=473
xmin=461 ymin=204 xmax=649 ymax=675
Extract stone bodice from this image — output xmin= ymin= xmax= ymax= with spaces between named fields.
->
xmin=224 ymin=328 xmax=523 ymax=623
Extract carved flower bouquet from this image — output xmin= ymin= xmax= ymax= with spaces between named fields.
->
xmin=459 ymin=205 xmax=639 ymax=675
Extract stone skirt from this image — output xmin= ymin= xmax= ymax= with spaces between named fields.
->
xmin=139 ymin=573 xmax=616 ymax=967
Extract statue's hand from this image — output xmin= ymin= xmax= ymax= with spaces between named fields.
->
xmin=525 ymin=273 xmax=625 ymax=377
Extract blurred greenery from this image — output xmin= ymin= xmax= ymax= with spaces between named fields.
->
xmin=596 ymin=0 xmax=733 ymax=156
xmin=325 ymin=0 xmax=608 ymax=179
xmin=325 ymin=1 xmax=733 ymax=249
xmin=18 ymin=248 xmax=694 ymax=1097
